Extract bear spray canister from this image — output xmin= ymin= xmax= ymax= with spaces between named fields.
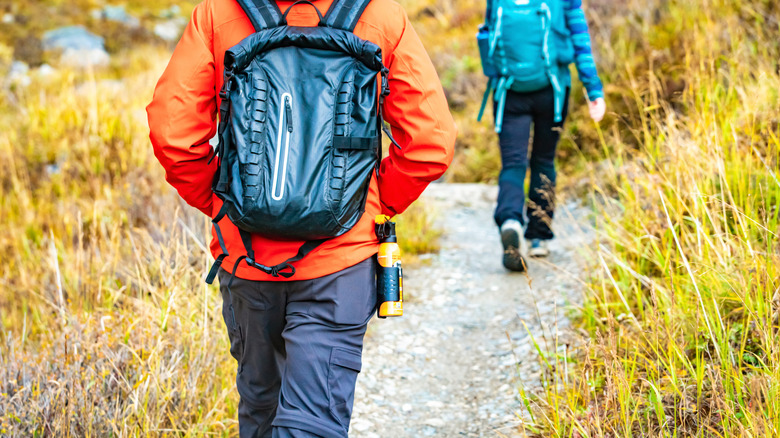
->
xmin=375 ymin=215 xmax=403 ymax=318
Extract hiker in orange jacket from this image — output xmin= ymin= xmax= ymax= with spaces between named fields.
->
xmin=147 ymin=0 xmax=456 ymax=436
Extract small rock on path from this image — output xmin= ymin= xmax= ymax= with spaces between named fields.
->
xmin=351 ymin=183 xmax=591 ymax=437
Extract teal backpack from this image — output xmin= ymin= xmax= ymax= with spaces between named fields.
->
xmin=477 ymin=0 xmax=575 ymax=132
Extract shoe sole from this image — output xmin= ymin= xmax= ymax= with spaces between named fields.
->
xmin=528 ymin=247 xmax=550 ymax=258
xmin=501 ymin=227 xmax=526 ymax=272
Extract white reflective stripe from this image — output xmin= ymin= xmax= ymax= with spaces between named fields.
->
xmin=271 ymin=93 xmax=292 ymax=201
xmin=278 ymin=106 xmax=292 ymax=200
xmin=489 ymin=6 xmax=503 ymax=58
xmin=540 ymin=3 xmax=552 ymax=66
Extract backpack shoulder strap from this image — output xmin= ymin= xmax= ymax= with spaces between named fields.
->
xmin=322 ymin=0 xmax=373 ymax=32
xmin=236 ymin=0 xmax=285 ymax=32
xmin=485 ymin=0 xmax=495 ymax=25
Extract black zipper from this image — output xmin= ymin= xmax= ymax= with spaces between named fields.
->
xmin=285 ymin=96 xmax=293 ymax=133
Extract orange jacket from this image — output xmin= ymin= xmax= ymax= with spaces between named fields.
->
xmin=147 ymin=0 xmax=456 ymax=281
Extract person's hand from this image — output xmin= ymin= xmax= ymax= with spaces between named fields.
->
xmin=589 ymin=97 xmax=606 ymax=122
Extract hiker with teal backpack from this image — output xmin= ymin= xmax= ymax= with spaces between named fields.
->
xmin=477 ymin=0 xmax=606 ymax=271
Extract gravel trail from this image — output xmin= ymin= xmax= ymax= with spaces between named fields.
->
xmin=350 ymin=183 xmax=591 ymax=438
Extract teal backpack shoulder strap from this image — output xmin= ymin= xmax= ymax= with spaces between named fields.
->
xmin=477 ymin=78 xmax=495 ymax=123
xmin=477 ymin=77 xmax=515 ymax=133
xmin=323 ymin=0 xmax=373 ymax=32
xmin=549 ymin=66 xmax=564 ymax=123
xmin=236 ymin=0 xmax=285 ymax=31
xmin=539 ymin=1 xmax=564 ymax=123
xmin=485 ymin=0 xmax=496 ymax=25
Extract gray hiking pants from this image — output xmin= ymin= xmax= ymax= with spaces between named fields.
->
xmin=218 ymin=257 xmax=376 ymax=438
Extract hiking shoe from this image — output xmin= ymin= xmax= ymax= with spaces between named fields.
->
xmin=500 ymin=219 xmax=527 ymax=272
xmin=528 ymin=239 xmax=550 ymax=258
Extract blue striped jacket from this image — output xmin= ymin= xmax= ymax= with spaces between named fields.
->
xmin=562 ymin=0 xmax=604 ymax=100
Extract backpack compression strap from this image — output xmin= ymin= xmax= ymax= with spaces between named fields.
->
xmin=236 ymin=229 xmax=327 ymax=279
xmin=206 ymin=216 xmax=327 ymax=285
xmin=206 ymin=203 xmax=232 ymax=284
xmin=206 ymin=202 xmax=327 ymax=282
xmin=322 ymin=0 xmax=373 ymax=32
xmin=236 ymin=0 xmax=285 ymax=31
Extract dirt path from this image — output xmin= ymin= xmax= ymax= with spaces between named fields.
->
xmin=350 ymin=183 xmax=591 ymax=437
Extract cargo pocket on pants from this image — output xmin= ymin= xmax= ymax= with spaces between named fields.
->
xmin=220 ymin=288 xmax=245 ymax=372
xmin=328 ymin=347 xmax=362 ymax=428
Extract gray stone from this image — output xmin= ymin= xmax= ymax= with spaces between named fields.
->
xmin=92 ymin=5 xmax=141 ymax=28
xmin=350 ymin=419 xmax=373 ymax=433
xmin=43 ymin=26 xmax=104 ymax=51
xmin=423 ymin=418 xmax=445 ymax=427
xmin=8 ymin=61 xmax=30 ymax=87
xmin=42 ymin=26 xmax=110 ymax=68
xmin=160 ymin=5 xmax=182 ymax=19
xmin=36 ymin=64 xmax=57 ymax=78
xmin=154 ymin=18 xmax=187 ymax=42
xmin=45 ymin=163 xmax=61 ymax=177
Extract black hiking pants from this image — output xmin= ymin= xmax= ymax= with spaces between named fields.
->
xmin=218 ymin=258 xmax=377 ymax=438
xmin=493 ymin=85 xmax=570 ymax=240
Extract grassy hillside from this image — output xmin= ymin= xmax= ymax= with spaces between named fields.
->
xmin=0 ymin=46 xmax=235 ymax=434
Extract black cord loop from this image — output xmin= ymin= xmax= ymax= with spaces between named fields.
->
xmin=281 ymin=0 xmax=325 ymax=26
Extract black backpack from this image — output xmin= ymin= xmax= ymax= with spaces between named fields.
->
xmin=206 ymin=0 xmax=397 ymax=284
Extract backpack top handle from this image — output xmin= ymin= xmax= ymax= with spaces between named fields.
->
xmin=281 ymin=0 xmax=326 ymax=26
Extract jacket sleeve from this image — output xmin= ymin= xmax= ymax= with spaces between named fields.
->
xmin=147 ymin=3 xmax=218 ymax=216
xmin=377 ymin=8 xmax=457 ymax=217
xmin=564 ymin=0 xmax=604 ymax=101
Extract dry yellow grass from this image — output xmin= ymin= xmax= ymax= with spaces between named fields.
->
xmin=0 ymin=46 xmax=242 ymax=436
xmin=516 ymin=0 xmax=780 ymax=436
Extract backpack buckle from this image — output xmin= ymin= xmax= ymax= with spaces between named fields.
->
xmin=244 ymin=257 xmax=295 ymax=278
xmin=245 ymin=257 xmax=273 ymax=275
xmin=380 ymin=68 xmax=390 ymax=97
xmin=219 ymin=76 xmax=234 ymax=102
